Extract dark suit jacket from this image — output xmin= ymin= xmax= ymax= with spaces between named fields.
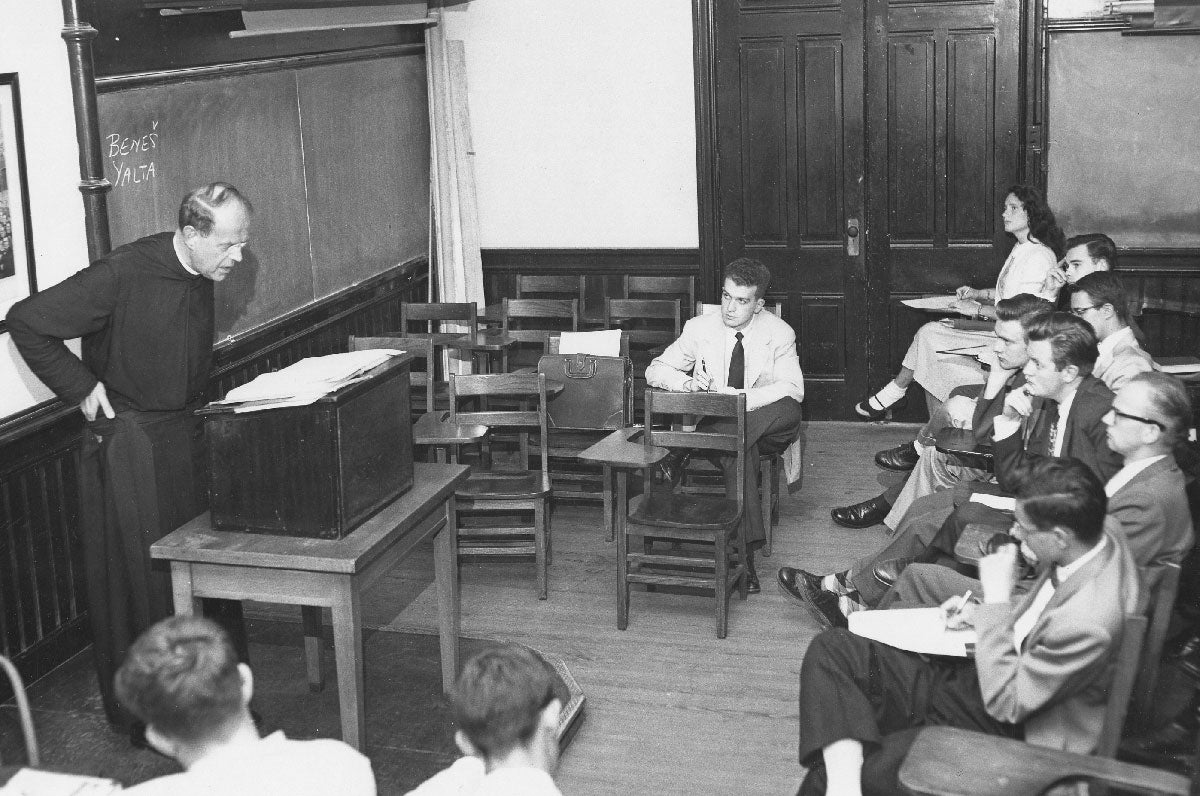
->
xmin=993 ymin=376 xmax=1123 ymax=493
xmin=971 ymin=371 xmax=1026 ymax=445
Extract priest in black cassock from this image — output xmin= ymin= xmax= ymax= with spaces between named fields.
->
xmin=6 ymin=182 xmax=253 ymax=733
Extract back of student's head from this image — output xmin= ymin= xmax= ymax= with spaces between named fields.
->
xmin=1065 ymin=232 xmax=1118 ymax=269
xmin=995 ymin=293 xmax=1053 ymax=324
xmin=1017 ymin=458 xmax=1107 ymax=545
xmin=1073 ymin=271 xmax=1131 ymax=324
xmin=1024 ymin=311 xmax=1099 ymax=376
xmin=452 ymin=644 xmax=564 ymax=759
xmin=115 ymin=616 xmax=244 ymax=746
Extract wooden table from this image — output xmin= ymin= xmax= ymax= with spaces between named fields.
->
xmin=151 ymin=463 xmax=470 ymax=750
xmin=577 ymin=427 xmax=668 ymax=542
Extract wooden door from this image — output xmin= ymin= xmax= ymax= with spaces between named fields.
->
xmin=704 ymin=0 xmax=1022 ymax=419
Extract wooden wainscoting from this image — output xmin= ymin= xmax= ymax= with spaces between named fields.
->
xmin=0 ymin=258 xmax=428 ymax=700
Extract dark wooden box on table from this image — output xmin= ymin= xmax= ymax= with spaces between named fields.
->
xmin=200 ymin=354 xmax=415 ymax=539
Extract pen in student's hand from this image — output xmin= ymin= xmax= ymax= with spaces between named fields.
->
xmin=951 ymin=590 xmax=973 ymax=616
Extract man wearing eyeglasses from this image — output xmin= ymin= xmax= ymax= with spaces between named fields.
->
xmin=884 ymin=371 xmax=1193 ymax=609
xmin=1069 ymin=271 xmax=1154 ymax=390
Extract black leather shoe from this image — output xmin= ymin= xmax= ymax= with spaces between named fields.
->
xmin=746 ymin=563 xmax=761 ymax=594
xmin=777 ymin=567 xmax=847 ymax=629
xmin=831 ymin=494 xmax=891 ymax=529
xmin=874 ymin=442 xmax=920 ymax=472
xmin=654 ymin=449 xmax=691 ymax=486
xmin=872 ymin=557 xmax=917 ymax=588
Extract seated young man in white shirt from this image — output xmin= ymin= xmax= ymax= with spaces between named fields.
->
xmin=407 ymin=644 xmax=567 ymax=796
xmin=116 ymin=616 xmax=375 ymax=795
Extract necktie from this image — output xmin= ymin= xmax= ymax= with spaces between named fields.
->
xmin=728 ymin=332 xmax=745 ymax=389
xmin=1043 ymin=400 xmax=1060 ymax=456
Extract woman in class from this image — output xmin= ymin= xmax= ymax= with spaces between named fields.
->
xmin=854 ymin=184 xmax=1066 ymax=418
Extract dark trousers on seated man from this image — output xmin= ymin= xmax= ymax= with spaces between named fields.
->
xmin=702 ymin=396 xmax=803 ymax=553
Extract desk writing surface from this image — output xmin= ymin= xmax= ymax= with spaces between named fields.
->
xmin=152 ymin=463 xmax=468 ymax=575
xmin=577 ymin=427 xmax=669 ymax=469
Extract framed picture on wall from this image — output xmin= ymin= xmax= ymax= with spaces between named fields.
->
xmin=0 ymin=72 xmax=36 ymax=333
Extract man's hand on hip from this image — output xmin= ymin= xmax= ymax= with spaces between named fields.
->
xmin=81 ymin=381 xmax=115 ymax=421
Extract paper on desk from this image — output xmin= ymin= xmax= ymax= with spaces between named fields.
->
xmin=558 ymin=330 xmax=622 ymax=357
xmin=902 ymin=295 xmax=959 ymax=311
xmin=969 ymin=493 xmax=1016 ymax=512
xmin=219 ymin=350 xmax=402 ymax=406
xmin=0 ymin=768 xmax=121 ymax=795
xmin=849 ymin=607 xmax=977 ymax=657
xmin=1160 ymin=362 xmax=1200 ymax=375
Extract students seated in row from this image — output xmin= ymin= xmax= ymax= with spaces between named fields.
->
xmin=815 ymin=294 xmax=1051 ymax=533
xmin=645 ymin=257 xmax=805 ymax=593
xmin=407 ymin=644 xmax=567 ymax=796
xmin=785 ymin=312 xmax=1123 ymax=627
xmin=796 ymin=458 xmax=1140 ymax=795
xmin=1043 ymin=232 xmax=1117 ymax=298
xmin=1070 ymin=271 xmax=1154 ymax=390
xmin=855 ymin=185 xmax=1063 ymax=420
xmin=116 ymin=616 xmax=375 ymax=796
xmin=884 ymin=371 xmax=1194 ymax=610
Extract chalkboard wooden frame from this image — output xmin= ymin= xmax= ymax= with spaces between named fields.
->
xmin=0 ymin=73 xmax=37 ymax=334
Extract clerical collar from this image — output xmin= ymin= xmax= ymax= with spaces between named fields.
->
xmin=173 ymin=232 xmax=200 ymax=276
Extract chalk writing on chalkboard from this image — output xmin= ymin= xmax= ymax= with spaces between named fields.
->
xmin=106 ymin=120 xmax=158 ymax=187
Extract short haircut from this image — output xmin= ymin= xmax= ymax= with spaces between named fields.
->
xmin=1129 ymin=371 xmax=1193 ymax=446
xmin=1073 ymin=271 xmax=1131 ymax=323
xmin=452 ymin=644 xmax=566 ymax=759
xmin=1064 ymin=233 xmax=1118 ymax=270
xmin=114 ymin=616 xmax=243 ymax=746
xmin=178 ymin=182 xmax=252 ymax=235
xmin=995 ymin=293 xmax=1053 ymax=324
xmin=1024 ymin=311 xmax=1099 ymax=376
xmin=1017 ymin=457 xmax=1107 ymax=545
xmin=723 ymin=258 xmax=771 ymax=300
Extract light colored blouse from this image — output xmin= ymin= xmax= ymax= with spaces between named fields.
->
xmin=995 ymin=239 xmax=1058 ymax=301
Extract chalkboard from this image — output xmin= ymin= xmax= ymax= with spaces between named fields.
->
xmin=1047 ymin=31 xmax=1200 ymax=249
xmin=98 ymin=51 xmax=429 ymax=339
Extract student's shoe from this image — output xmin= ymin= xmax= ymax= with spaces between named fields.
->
xmin=874 ymin=442 xmax=920 ymax=471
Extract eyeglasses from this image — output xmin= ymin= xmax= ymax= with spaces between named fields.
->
xmin=1110 ymin=408 xmax=1166 ymax=430
xmin=1069 ymin=304 xmax=1102 ymax=317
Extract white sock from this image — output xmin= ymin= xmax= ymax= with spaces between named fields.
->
xmin=912 ymin=439 xmax=930 ymax=457
xmin=871 ymin=381 xmax=907 ymax=409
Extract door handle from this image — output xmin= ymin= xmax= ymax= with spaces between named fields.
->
xmin=846 ymin=218 xmax=861 ymax=257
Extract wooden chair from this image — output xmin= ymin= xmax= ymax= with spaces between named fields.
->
xmin=348 ymin=334 xmax=436 ymax=419
xmin=502 ymin=297 xmax=579 ymax=373
xmin=449 ymin=373 xmax=553 ymax=599
xmin=399 ymin=301 xmax=478 ymax=336
xmin=1129 ymin=562 xmax=1182 ymax=732
xmin=516 ymin=274 xmax=599 ymax=328
xmin=620 ymin=389 xmax=748 ymax=638
xmin=624 ymin=275 xmax=696 ymax=321
xmin=604 ymin=297 xmax=681 ymax=422
xmin=0 ymin=654 xmax=40 ymax=767
xmin=898 ymin=725 xmax=1189 ymax=795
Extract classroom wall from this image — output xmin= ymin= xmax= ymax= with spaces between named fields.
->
xmin=438 ymin=0 xmax=699 ymax=249
xmin=0 ymin=0 xmax=91 ymax=419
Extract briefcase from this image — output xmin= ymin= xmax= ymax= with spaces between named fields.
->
xmin=538 ymin=353 xmax=633 ymax=430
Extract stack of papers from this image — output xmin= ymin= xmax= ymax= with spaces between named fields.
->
xmin=902 ymin=294 xmax=959 ymax=311
xmin=215 ymin=350 xmax=402 ymax=413
xmin=0 ymin=769 xmax=121 ymax=795
xmin=849 ymin=607 xmax=977 ymax=657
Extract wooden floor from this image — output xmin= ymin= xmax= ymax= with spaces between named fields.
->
xmin=253 ymin=420 xmax=918 ymax=795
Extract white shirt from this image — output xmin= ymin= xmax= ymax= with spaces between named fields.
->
xmin=123 ymin=731 xmax=376 ymax=796
xmin=1012 ymin=535 xmax=1107 ymax=653
xmin=1106 ymin=454 xmax=1166 ymax=497
xmin=992 ymin=383 xmax=1077 ymax=455
xmin=404 ymin=757 xmax=562 ymax=796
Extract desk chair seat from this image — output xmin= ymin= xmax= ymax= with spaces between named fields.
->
xmin=621 ymin=389 xmax=748 ymax=638
xmin=628 ymin=491 xmax=739 ymax=530
xmin=456 ymin=470 xmax=549 ymax=499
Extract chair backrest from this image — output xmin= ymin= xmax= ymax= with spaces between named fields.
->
xmin=696 ymin=300 xmax=785 ymax=319
xmin=399 ymin=302 xmax=478 ymax=335
xmin=1129 ymin=561 xmax=1182 ymax=731
xmin=448 ymin=373 xmax=550 ymax=486
xmin=348 ymin=334 xmax=436 ymax=413
xmin=516 ymin=274 xmax=586 ymax=304
xmin=503 ymin=298 xmax=580 ymax=368
xmin=643 ymin=389 xmax=746 ymax=514
xmin=1095 ymin=611 xmax=1148 ymax=758
xmin=548 ymin=330 xmax=630 ymax=357
xmin=604 ymin=298 xmax=682 ymax=347
xmin=0 ymin=655 xmax=39 ymax=766
xmin=624 ymin=275 xmax=696 ymax=320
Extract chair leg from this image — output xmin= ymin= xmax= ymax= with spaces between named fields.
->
xmin=715 ymin=528 xmax=729 ymax=639
xmin=603 ymin=465 xmax=614 ymax=543
xmin=759 ymin=457 xmax=773 ymax=558
xmin=617 ymin=525 xmax=630 ymax=630
xmin=534 ymin=501 xmax=548 ymax=600
xmin=545 ymin=500 xmax=553 ymax=567
xmin=735 ymin=523 xmax=749 ymax=601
